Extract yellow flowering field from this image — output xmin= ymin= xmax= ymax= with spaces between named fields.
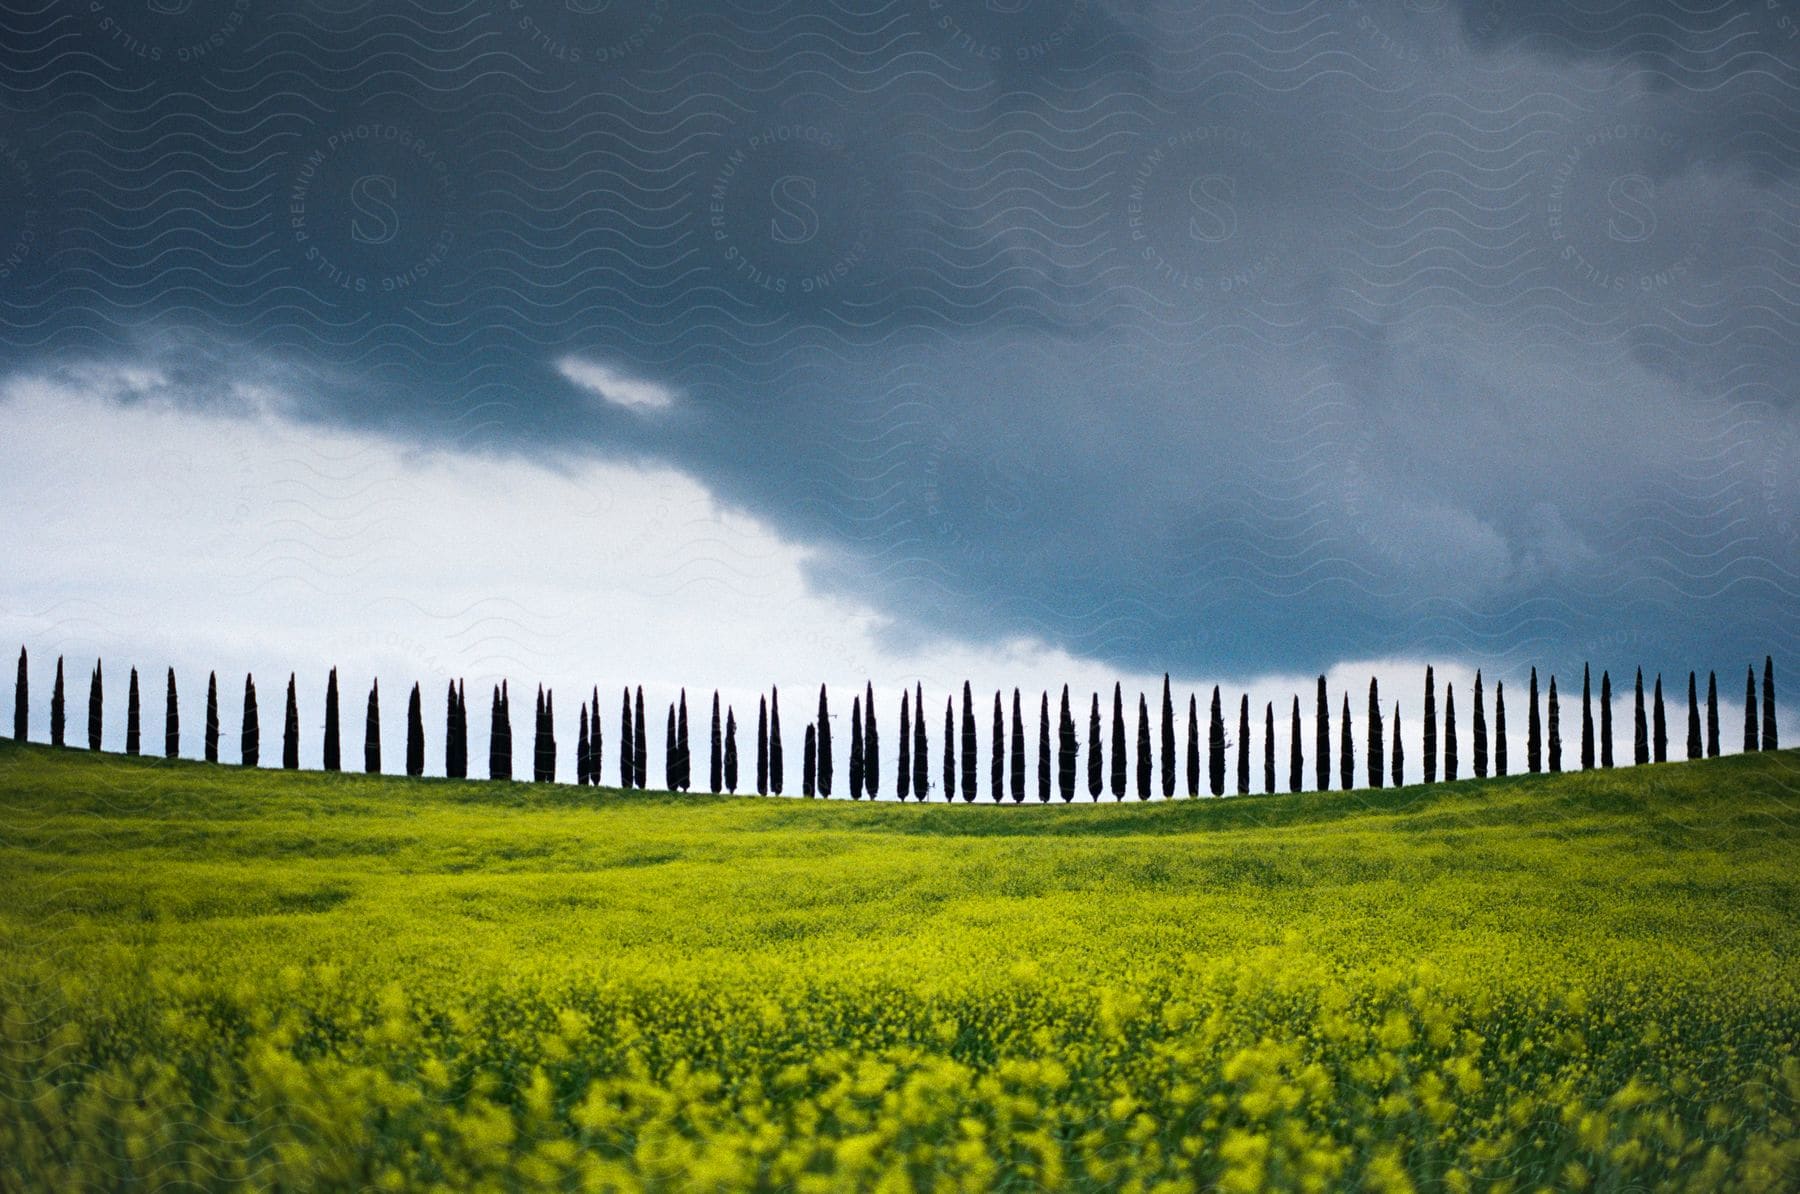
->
xmin=1 ymin=740 xmax=1797 ymax=1191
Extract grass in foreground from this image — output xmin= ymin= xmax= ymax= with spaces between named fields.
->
xmin=1 ymin=741 xmax=1798 ymax=1191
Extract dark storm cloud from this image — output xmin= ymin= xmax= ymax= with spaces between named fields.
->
xmin=1 ymin=0 xmax=1794 ymax=680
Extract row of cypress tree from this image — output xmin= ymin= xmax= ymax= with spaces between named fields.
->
xmin=8 ymin=648 xmax=1782 ymax=798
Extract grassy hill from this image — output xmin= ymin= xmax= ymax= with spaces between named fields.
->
xmin=1 ymin=740 xmax=1797 ymax=1191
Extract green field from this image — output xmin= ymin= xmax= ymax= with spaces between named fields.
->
xmin=1 ymin=741 xmax=1797 ymax=1192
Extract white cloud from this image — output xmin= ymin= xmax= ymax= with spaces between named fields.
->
xmin=555 ymin=354 xmax=677 ymax=411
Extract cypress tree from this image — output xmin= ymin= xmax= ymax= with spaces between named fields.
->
xmin=501 ymin=682 xmax=515 ymax=778
xmin=1263 ymin=702 xmax=1276 ymax=794
xmin=1059 ymin=685 xmax=1077 ymax=802
xmin=849 ymin=695 xmax=864 ymax=799
xmin=724 ymin=707 xmax=739 ymax=793
xmin=634 ymin=687 xmax=647 ymax=789
xmin=1652 ymin=674 xmax=1666 ymax=763
xmin=897 ymin=688 xmax=911 ymax=801
xmin=205 ymin=671 xmax=218 ymax=762
xmin=1581 ymin=665 xmax=1595 ymax=770
xmin=1764 ymin=656 xmax=1778 ymax=750
xmin=542 ymin=688 xmax=553 ymax=783
xmin=1494 ymin=682 xmax=1507 ymax=776
xmin=1391 ymin=702 xmax=1404 ymax=786
xmin=1136 ymin=693 xmax=1152 ymax=800
xmin=710 ymin=691 xmax=723 ymax=794
xmin=1289 ymin=696 xmax=1302 ymax=793
xmin=664 ymin=703 xmax=675 ymax=791
xmin=1089 ymin=693 xmax=1104 ymax=800
xmin=1527 ymin=667 xmax=1542 ymax=774
xmin=12 ymin=647 xmax=25 ymax=741
xmin=1208 ymin=686 xmax=1225 ymax=797
xmin=88 ymin=660 xmax=103 ymax=751
xmin=1444 ymin=684 xmax=1457 ymax=782
xmin=1314 ymin=676 xmax=1329 ymax=792
xmin=756 ymin=696 xmax=769 ymax=795
xmin=769 ymin=688 xmax=784 ymax=795
xmin=1160 ymin=674 xmax=1175 ymax=799
xmin=1548 ymin=676 xmax=1561 ymax=773
xmin=1423 ymin=666 xmax=1437 ymax=784
xmin=364 ymin=680 xmax=380 ymax=773
xmin=804 ymin=719 xmax=817 ymax=799
xmin=1013 ymin=689 xmax=1027 ymax=803
xmin=912 ymin=684 xmax=929 ymax=801
xmin=489 ymin=684 xmax=509 ymax=781
xmin=126 ymin=667 xmax=141 ymax=756
xmin=1368 ymin=678 xmax=1383 ymax=789
xmin=241 ymin=674 xmax=260 ymax=766
xmin=282 ymin=673 xmax=298 ymax=769
xmin=962 ymin=682 xmax=978 ymax=802
xmin=1600 ymin=671 xmax=1613 ymax=768
xmin=577 ymin=704 xmax=590 ymax=786
xmin=454 ymin=682 xmax=469 ymax=779
xmin=323 ymin=668 xmax=340 ymax=771
xmin=406 ymin=683 xmax=424 ymax=778
xmin=863 ymin=683 xmax=880 ymax=797
xmin=164 ymin=667 xmax=178 ymax=759
xmin=992 ymin=690 xmax=1006 ymax=804
xmin=1686 ymin=672 xmax=1701 ymax=761
xmin=1635 ymin=669 xmax=1649 ymax=764
xmin=1742 ymin=666 xmax=1756 ymax=752
xmin=49 ymin=659 xmax=64 ymax=752
xmin=943 ymin=697 xmax=957 ymax=802
xmin=1472 ymin=670 xmax=1487 ymax=778
xmin=1036 ymin=690 xmax=1050 ymax=803
xmin=1706 ymin=672 xmax=1719 ymax=758
xmin=1110 ymin=683 xmax=1126 ymax=800
xmin=677 ymin=690 xmax=690 ymax=791
xmin=589 ymin=686 xmax=600 ymax=787
xmin=1339 ymin=693 xmax=1353 ymax=791
xmin=815 ymin=685 xmax=831 ymax=798
xmin=1186 ymin=693 xmax=1200 ymax=798
xmin=448 ymin=682 xmax=464 ymax=779
xmin=1237 ymin=695 xmax=1251 ymax=796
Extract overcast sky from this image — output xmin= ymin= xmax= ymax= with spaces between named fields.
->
xmin=0 ymin=1 xmax=1792 ymax=787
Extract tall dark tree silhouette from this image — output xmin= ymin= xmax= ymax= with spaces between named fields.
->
xmin=1208 ymin=686 xmax=1225 ymax=797
xmin=1742 ymin=666 xmax=1756 ymax=752
xmin=864 ymin=682 xmax=879 ymax=798
xmin=1060 ymin=687 xmax=1081 ymax=802
xmin=677 ymin=690 xmax=691 ymax=792
xmin=724 ymin=707 xmax=739 ymax=793
xmin=1037 ymin=690 xmax=1051 ymax=803
xmin=1472 ymin=671 xmax=1487 ymax=779
xmin=12 ymin=647 xmax=25 ymax=741
xmin=1160 ymin=674 xmax=1176 ymax=799
xmin=1494 ymin=682 xmax=1507 ymax=777
xmin=1635 ymin=669 xmax=1649 ymax=765
xmin=164 ymin=668 xmax=178 ymax=759
xmin=1706 ymin=672 xmax=1720 ymax=758
xmin=1423 ymin=666 xmax=1437 ymax=784
xmin=51 ymin=656 xmax=65 ymax=747
xmin=241 ymin=674 xmax=258 ymax=767
xmin=1012 ymin=689 xmax=1027 ymax=804
xmin=1136 ymin=693 xmax=1152 ymax=800
xmin=577 ymin=704 xmax=591 ymax=786
xmin=1110 ymin=683 xmax=1126 ymax=800
xmin=447 ymin=682 xmax=465 ymax=779
xmin=1764 ymin=656 xmax=1778 ymax=750
xmin=364 ymin=680 xmax=380 ymax=774
xmin=1186 ymin=693 xmax=1200 ymax=798
xmin=1339 ymin=693 xmax=1353 ymax=791
xmin=1288 ymin=697 xmax=1302 ymax=793
xmin=406 ymin=683 xmax=425 ymax=778
xmin=663 ymin=703 xmax=675 ymax=791
xmin=711 ymin=691 xmax=723 ymax=794
xmin=634 ymin=687 xmax=647 ymax=790
xmin=490 ymin=683 xmax=511 ymax=781
xmin=126 ymin=667 xmax=141 ymax=756
xmin=1547 ymin=676 xmax=1561 ymax=774
xmin=1686 ymin=673 xmax=1702 ymax=761
xmin=1443 ymin=684 xmax=1457 ymax=782
xmin=756 ymin=696 xmax=769 ymax=795
xmin=204 ymin=671 xmax=218 ymax=762
xmin=88 ymin=660 xmax=103 ymax=751
xmin=993 ymin=691 xmax=1006 ymax=803
xmin=1527 ymin=668 xmax=1542 ymax=774
xmin=1089 ymin=693 xmax=1104 ymax=800
xmin=589 ymin=686 xmax=600 ymax=787
xmin=768 ymin=688 xmax=784 ymax=795
xmin=1600 ymin=671 xmax=1614 ymax=768
xmin=619 ymin=687 xmax=633 ymax=788
xmin=1314 ymin=676 xmax=1329 ymax=792
xmin=912 ymin=684 xmax=929 ymax=801
xmin=1652 ymin=675 xmax=1666 ymax=763
xmin=943 ymin=696 xmax=957 ymax=802
xmin=323 ymin=668 xmax=340 ymax=772
xmin=1367 ymin=678 xmax=1383 ymax=789
xmin=815 ymin=685 xmax=831 ymax=798
xmin=962 ymin=682 xmax=978 ymax=802
xmin=802 ymin=723 xmax=816 ymax=797
xmin=897 ymin=688 xmax=911 ymax=801
xmin=849 ymin=695 xmax=864 ymax=799
xmin=282 ymin=673 xmax=299 ymax=769
xmin=456 ymin=682 xmax=469 ymax=779
xmin=1581 ymin=665 xmax=1595 ymax=770
xmin=1237 ymin=695 xmax=1251 ymax=796
xmin=1263 ymin=702 xmax=1276 ymax=794
xmin=1391 ymin=703 xmax=1404 ymax=786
